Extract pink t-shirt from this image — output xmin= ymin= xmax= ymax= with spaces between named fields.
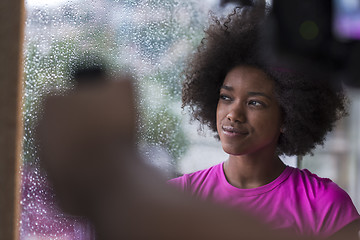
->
xmin=169 ymin=163 xmax=360 ymax=237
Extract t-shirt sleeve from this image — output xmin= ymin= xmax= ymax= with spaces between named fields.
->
xmin=317 ymin=182 xmax=360 ymax=237
xmin=167 ymin=174 xmax=189 ymax=192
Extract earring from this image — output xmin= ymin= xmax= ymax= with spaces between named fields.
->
xmin=280 ymin=126 xmax=285 ymax=133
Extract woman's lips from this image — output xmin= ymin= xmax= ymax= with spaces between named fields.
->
xmin=222 ymin=126 xmax=249 ymax=136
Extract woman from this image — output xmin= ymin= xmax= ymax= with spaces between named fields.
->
xmin=169 ymin=5 xmax=360 ymax=238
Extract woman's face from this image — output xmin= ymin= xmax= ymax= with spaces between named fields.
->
xmin=216 ymin=65 xmax=282 ymax=156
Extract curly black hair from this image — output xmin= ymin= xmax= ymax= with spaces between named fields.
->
xmin=182 ymin=5 xmax=348 ymax=156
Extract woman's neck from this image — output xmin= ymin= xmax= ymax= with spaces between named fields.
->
xmin=223 ymin=152 xmax=286 ymax=189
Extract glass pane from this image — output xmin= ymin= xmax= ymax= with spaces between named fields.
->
xmin=22 ymin=0 xmax=226 ymax=238
xmin=21 ymin=0 xmax=360 ymax=238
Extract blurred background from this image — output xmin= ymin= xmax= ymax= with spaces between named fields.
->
xmin=21 ymin=0 xmax=360 ymax=239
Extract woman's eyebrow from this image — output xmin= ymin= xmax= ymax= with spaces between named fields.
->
xmin=220 ymin=85 xmax=233 ymax=91
xmin=248 ymin=92 xmax=272 ymax=100
xmin=221 ymin=85 xmax=272 ymax=100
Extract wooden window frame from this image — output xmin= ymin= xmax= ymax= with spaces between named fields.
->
xmin=0 ymin=0 xmax=25 ymax=239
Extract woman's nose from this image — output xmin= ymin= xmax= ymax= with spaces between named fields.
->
xmin=226 ymin=104 xmax=246 ymax=123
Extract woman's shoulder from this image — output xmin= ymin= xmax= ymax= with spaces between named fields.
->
xmin=289 ymin=167 xmax=358 ymax=210
xmin=285 ymin=167 xmax=360 ymax=236
xmin=289 ymin=167 xmax=333 ymax=189
xmin=168 ymin=162 xmax=223 ymax=191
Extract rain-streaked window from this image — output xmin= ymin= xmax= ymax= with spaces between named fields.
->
xmin=22 ymin=0 xmax=225 ymax=238
xmin=21 ymin=0 xmax=360 ymax=239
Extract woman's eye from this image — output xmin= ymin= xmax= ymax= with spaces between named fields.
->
xmin=248 ymin=100 xmax=263 ymax=107
xmin=220 ymin=94 xmax=231 ymax=101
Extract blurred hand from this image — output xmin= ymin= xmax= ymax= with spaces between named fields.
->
xmin=37 ymin=76 xmax=137 ymax=216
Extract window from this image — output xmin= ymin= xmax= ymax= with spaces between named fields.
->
xmin=21 ymin=0 xmax=360 ymax=238
xmin=22 ymin=0 xmax=225 ymax=238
